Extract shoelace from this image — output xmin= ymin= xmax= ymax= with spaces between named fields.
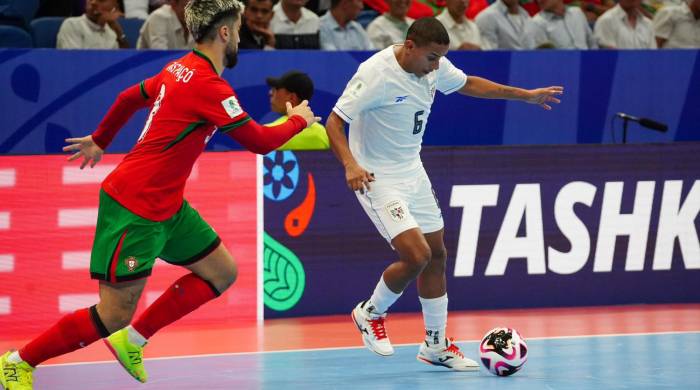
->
xmin=445 ymin=338 xmax=464 ymax=358
xmin=367 ymin=317 xmax=388 ymax=340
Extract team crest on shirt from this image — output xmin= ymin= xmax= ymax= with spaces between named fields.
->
xmin=385 ymin=200 xmax=406 ymax=222
xmin=347 ymin=79 xmax=366 ymax=99
xmin=125 ymin=256 xmax=139 ymax=272
xmin=221 ymin=96 xmax=243 ymax=118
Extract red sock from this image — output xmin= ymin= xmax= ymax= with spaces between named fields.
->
xmin=132 ymin=273 xmax=220 ymax=339
xmin=19 ymin=306 xmax=109 ymax=367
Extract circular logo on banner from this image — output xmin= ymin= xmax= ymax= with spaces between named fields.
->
xmin=263 ymin=151 xmax=299 ymax=201
xmin=263 ymin=233 xmax=305 ymax=311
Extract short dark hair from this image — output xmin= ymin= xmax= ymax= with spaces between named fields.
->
xmin=330 ymin=0 xmax=343 ymax=8
xmin=405 ymin=17 xmax=450 ymax=47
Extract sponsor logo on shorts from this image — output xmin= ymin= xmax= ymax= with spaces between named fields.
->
xmin=385 ymin=200 xmax=406 ymax=222
xmin=125 ymin=256 xmax=139 ymax=272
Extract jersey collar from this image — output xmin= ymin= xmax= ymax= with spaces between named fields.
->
xmin=192 ymin=48 xmax=218 ymax=74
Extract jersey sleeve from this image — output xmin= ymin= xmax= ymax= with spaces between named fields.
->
xmin=196 ymin=77 xmax=252 ymax=132
xmin=332 ymin=64 xmax=385 ymax=123
xmin=91 ymin=73 xmax=163 ymax=150
xmin=436 ymin=56 xmax=467 ymax=95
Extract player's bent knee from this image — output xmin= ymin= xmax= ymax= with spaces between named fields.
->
xmin=403 ymin=245 xmax=432 ymax=271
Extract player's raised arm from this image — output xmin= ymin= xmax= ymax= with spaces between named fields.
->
xmin=459 ymin=76 xmax=564 ymax=110
xmin=326 ymin=111 xmax=375 ymax=194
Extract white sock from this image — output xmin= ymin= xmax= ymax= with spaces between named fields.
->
xmin=7 ymin=351 xmax=23 ymax=364
xmin=420 ymin=294 xmax=448 ymax=346
xmin=127 ymin=325 xmax=148 ymax=347
xmin=367 ymin=275 xmax=402 ymax=314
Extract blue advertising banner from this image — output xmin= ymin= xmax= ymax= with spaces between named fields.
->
xmin=263 ymin=143 xmax=700 ymax=318
xmin=1 ymin=49 xmax=698 ymax=155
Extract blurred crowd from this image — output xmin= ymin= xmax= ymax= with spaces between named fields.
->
xmin=0 ymin=0 xmax=698 ymax=49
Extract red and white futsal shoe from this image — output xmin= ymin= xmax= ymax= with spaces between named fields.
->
xmin=351 ymin=301 xmax=394 ymax=356
xmin=417 ymin=338 xmax=479 ymax=371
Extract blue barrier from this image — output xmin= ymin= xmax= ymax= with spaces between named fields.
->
xmin=0 ymin=49 xmax=698 ymax=155
xmin=263 ymin=143 xmax=700 ymax=317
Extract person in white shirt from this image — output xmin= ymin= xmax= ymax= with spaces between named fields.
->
xmin=475 ymin=0 xmax=532 ymax=49
xmin=137 ymin=0 xmax=194 ymax=49
xmin=367 ymin=0 xmax=414 ymax=49
xmin=436 ymin=0 xmax=482 ymax=50
xmin=270 ymin=0 xmax=321 ymax=48
xmin=57 ymin=0 xmax=129 ymax=49
xmin=326 ymin=17 xmax=563 ymax=370
xmin=319 ymin=0 xmax=374 ymax=50
xmin=123 ymin=0 xmax=150 ymax=19
xmin=594 ymin=0 xmax=657 ymax=48
xmin=653 ymin=0 xmax=700 ymax=48
xmin=525 ymin=0 xmax=597 ymax=49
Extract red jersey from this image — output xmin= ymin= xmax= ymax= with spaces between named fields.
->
xmin=92 ymin=49 xmax=305 ymax=221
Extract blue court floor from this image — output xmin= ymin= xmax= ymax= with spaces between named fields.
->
xmin=33 ymin=332 xmax=700 ymax=390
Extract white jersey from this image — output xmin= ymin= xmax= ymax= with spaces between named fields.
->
xmin=333 ymin=45 xmax=467 ymax=179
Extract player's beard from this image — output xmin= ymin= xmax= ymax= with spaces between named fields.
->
xmin=224 ymin=44 xmax=239 ymax=69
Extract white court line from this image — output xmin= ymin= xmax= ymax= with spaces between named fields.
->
xmin=43 ymin=330 xmax=700 ymax=367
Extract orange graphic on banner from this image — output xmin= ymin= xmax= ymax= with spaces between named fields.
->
xmin=284 ymin=173 xmax=315 ymax=237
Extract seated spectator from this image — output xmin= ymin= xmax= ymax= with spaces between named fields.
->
xmin=271 ymin=0 xmax=321 ymax=49
xmin=652 ymin=0 xmax=700 ymax=48
xmin=525 ymin=0 xmax=596 ymax=48
xmin=123 ymin=0 xmax=149 ymax=19
xmin=240 ymin=0 xmax=276 ymax=49
xmin=475 ymin=0 xmax=532 ymax=49
xmin=566 ymin=0 xmax=615 ymax=25
xmin=320 ymin=0 xmax=374 ymax=50
xmin=266 ymin=71 xmax=330 ymax=151
xmin=367 ymin=0 xmax=415 ymax=49
xmin=436 ymin=0 xmax=482 ymax=50
xmin=594 ymin=0 xmax=656 ymax=48
xmin=57 ymin=0 xmax=129 ymax=49
xmin=137 ymin=0 xmax=193 ymax=49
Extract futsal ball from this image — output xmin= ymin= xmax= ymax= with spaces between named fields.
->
xmin=478 ymin=327 xmax=528 ymax=376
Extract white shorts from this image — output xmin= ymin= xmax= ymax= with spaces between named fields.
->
xmin=356 ymin=170 xmax=443 ymax=245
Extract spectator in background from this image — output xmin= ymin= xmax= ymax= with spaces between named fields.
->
xmin=320 ymin=0 xmax=374 ymax=50
xmin=436 ymin=0 xmax=482 ymax=50
xmin=367 ymin=0 xmax=414 ymax=49
xmin=569 ymin=0 xmax=615 ymax=25
xmin=123 ymin=0 xmax=149 ymax=19
xmin=137 ymin=0 xmax=194 ymax=49
xmin=57 ymin=0 xmax=130 ymax=49
xmin=525 ymin=0 xmax=596 ymax=48
xmin=240 ymin=0 xmax=276 ymax=49
xmin=594 ymin=0 xmax=656 ymax=48
xmin=475 ymin=0 xmax=532 ymax=49
xmin=653 ymin=0 xmax=700 ymax=48
xmin=267 ymin=71 xmax=330 ymax=150
xmin=271 ymin=0 xmax=321 ymax=49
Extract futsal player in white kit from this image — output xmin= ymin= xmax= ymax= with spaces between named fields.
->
xmin=325 ymin=17 xmax=563 ymax=371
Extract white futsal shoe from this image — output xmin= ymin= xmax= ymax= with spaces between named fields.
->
xmin=351 ymin=301 xmax=394 ymax=356
xmin=417 ymin=338 xmax=479 ymax=371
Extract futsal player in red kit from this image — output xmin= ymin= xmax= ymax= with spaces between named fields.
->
xmin=0 ymin=0 xmax=320 ymax=388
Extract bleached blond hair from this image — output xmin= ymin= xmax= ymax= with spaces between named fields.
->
xmin=185 ymin=0 xmax=245 ymax=42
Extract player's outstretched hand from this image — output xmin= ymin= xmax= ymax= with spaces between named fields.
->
xmin=286 ymin=100 xmax=322 ymax=128
xmin=63 ymin=135 xmax=104 ymax=169
xmin=526 ymin=86 xmax=564 ymax=110
xmin=345 ymin=162 xmax=375 ymax=194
